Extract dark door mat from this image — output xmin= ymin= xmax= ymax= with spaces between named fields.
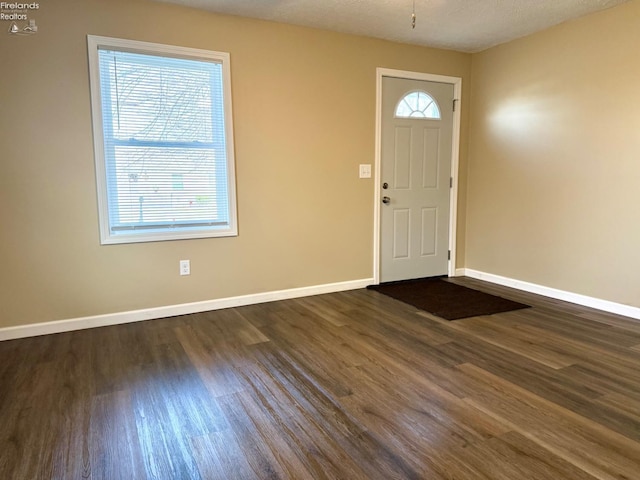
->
xmin=367 ymin=277 xmax=530 ymax=320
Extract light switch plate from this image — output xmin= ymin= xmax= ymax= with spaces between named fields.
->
xmin=359 ymin=164 xmax=371 ymax=178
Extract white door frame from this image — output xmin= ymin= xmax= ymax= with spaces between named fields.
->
xmin=373 ymin=68 xmax=462 ymax=284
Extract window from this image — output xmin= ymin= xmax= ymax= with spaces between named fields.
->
xmin=395 ymin=91 xmax=441 ymax=119
xmin=87 ymin=36 xmax=237 ymax=244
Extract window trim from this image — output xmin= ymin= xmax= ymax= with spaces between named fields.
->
xmin=87 ymin=35 xmax=238 ymax=244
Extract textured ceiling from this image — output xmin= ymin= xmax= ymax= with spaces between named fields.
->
xmin=154 ymin=0 xmax=629 ymax=52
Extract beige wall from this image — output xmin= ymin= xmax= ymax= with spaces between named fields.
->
xmin=0 ymin=0 xmax=470 ymax=328
xmin=467 ymin=1 xmax=640 ymax=307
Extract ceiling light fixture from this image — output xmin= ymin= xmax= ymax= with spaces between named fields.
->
xmin=411 ymin=0 xmax=416 ymax=29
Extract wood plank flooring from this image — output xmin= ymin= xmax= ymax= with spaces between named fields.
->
xmin=2 ymin=277 xmax=640 ymax=479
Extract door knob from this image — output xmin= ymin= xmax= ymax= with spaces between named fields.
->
xmin=382 ymin=196 xmax=390 ymax=204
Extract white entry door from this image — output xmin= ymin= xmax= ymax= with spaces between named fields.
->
xmin=380 ymin=76 xmax=454 ymax=282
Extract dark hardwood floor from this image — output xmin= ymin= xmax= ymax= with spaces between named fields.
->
xmin=2 ymin=277 xmax=640 ymax=479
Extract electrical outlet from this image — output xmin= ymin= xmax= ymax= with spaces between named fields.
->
xmin=179 ymin=260 xmax=190 ymax=276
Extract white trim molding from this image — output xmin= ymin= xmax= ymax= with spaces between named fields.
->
xmin=454 ymin=268 xmax=466 ymax=277
xmin=373 ymin=68 xmax=462 ymax=283
xmin=463 ymin=269 xmax=640 ymax=321
xmin=0 ymin=278 xmax=373 ymax=342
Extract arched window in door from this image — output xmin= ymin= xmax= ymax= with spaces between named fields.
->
xmin=395 ymin=91 xmax=441 ymax=119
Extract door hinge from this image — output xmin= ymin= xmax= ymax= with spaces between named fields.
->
xmin=448 ymin=250 xmax=451 ymax=260
xmin=449 ymin=177 xmax=453 ymax=188
xmin=453 ymin=99 xmax=458 ymax=112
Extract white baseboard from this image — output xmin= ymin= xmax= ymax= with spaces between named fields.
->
xmin=462 ymin=269 xmax=640 ymax=321
xmin=454 ymin=268 xmax=466 ymax=277
xmin=0 ymin=278 xmax=374 ymax=342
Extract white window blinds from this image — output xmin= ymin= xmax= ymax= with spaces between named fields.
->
xmin=88 ymin=36 xmax=237 ymax=244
